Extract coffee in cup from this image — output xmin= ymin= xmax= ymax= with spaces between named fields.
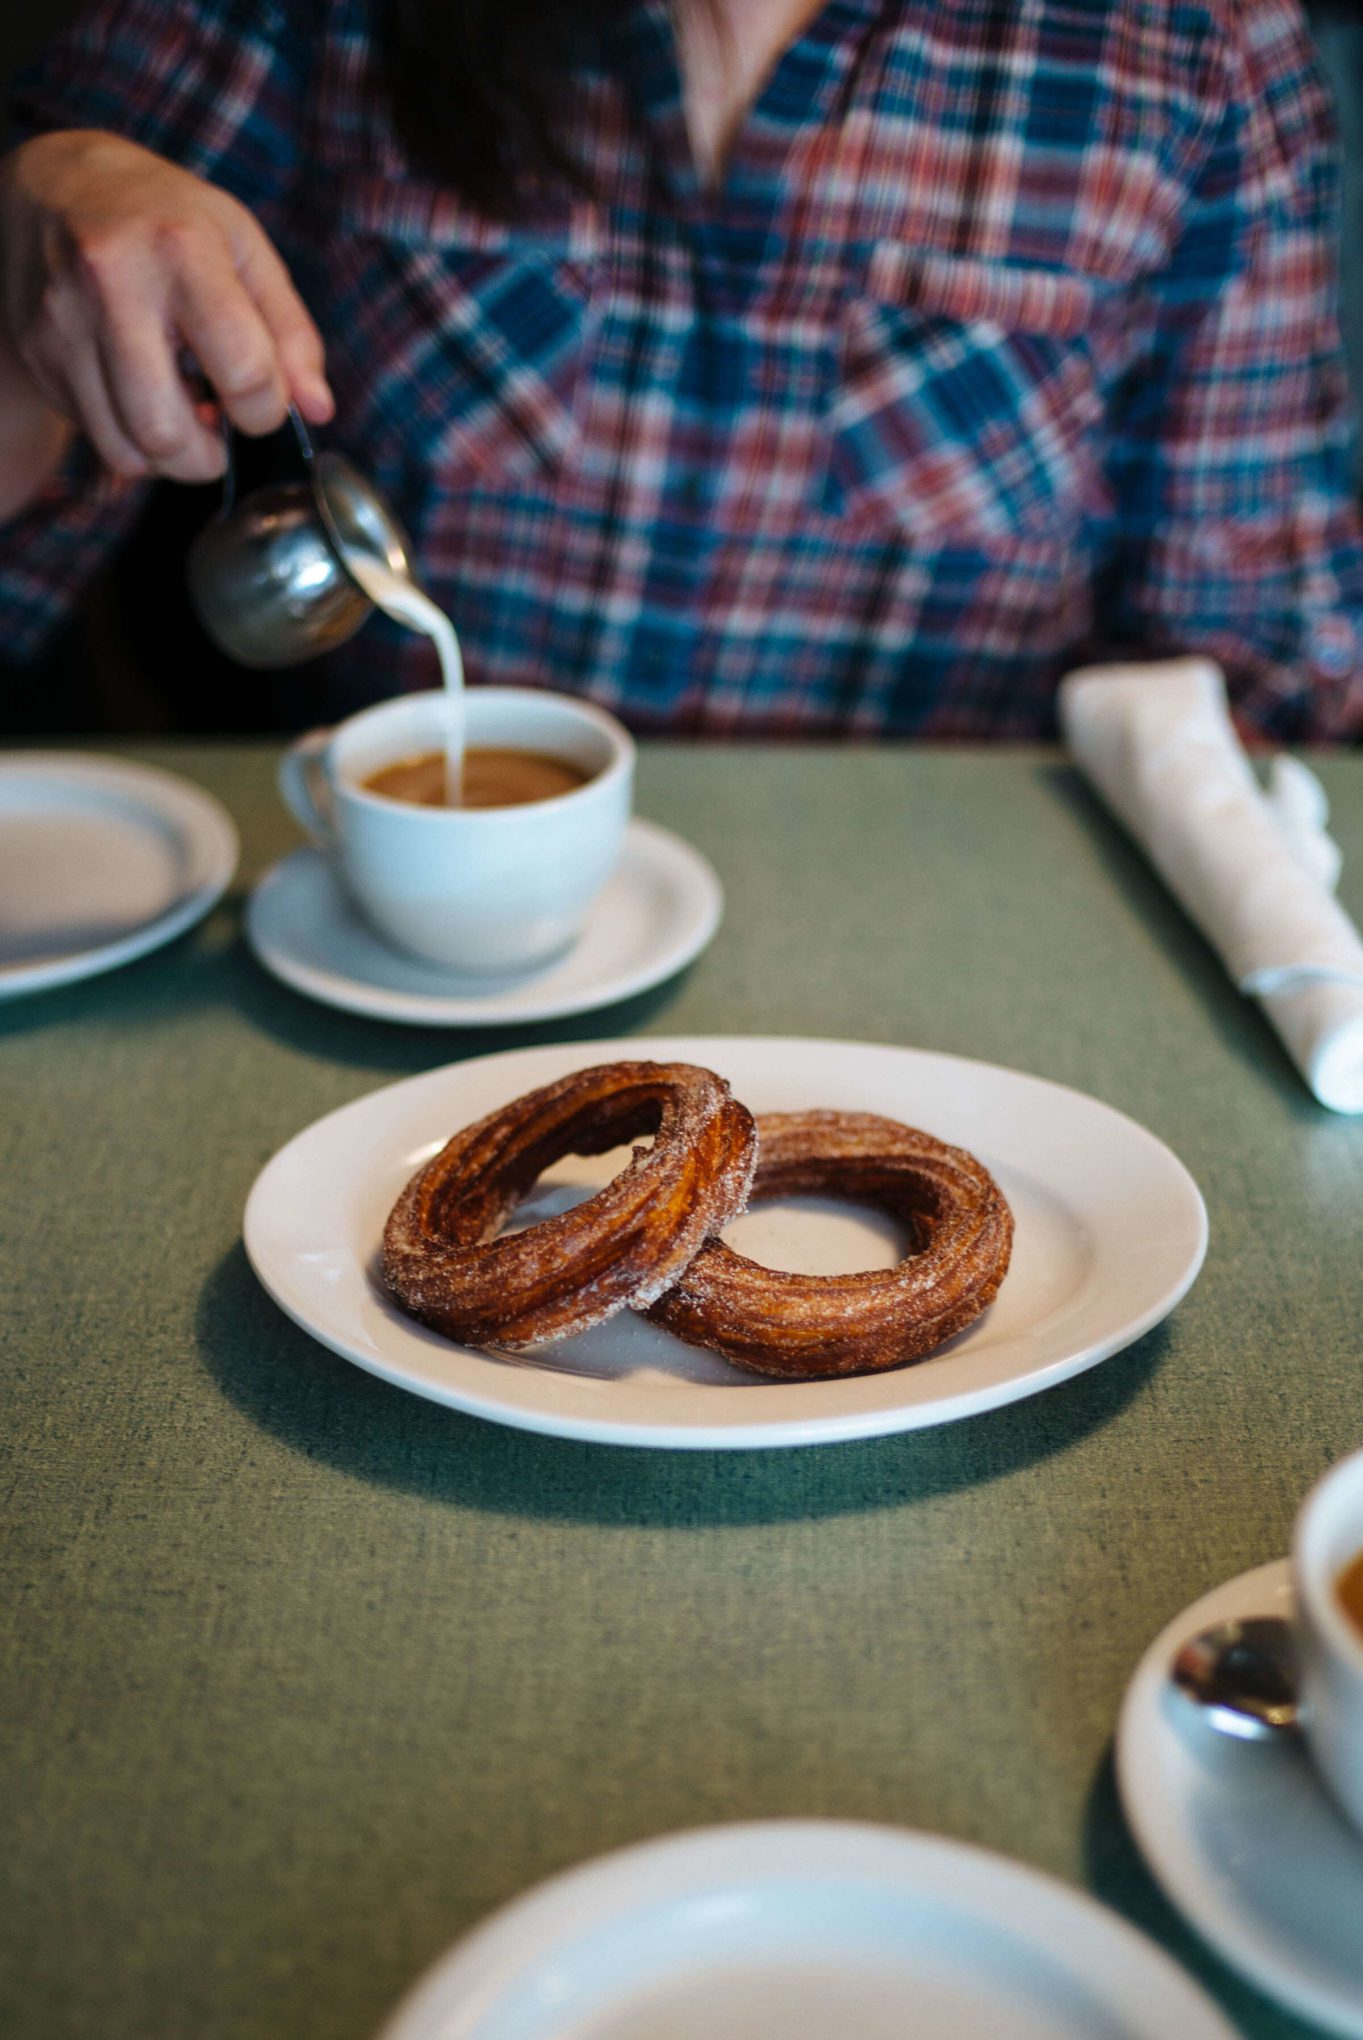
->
xmin=278 ymin=688 xmax=633 ymax=973
xmin=360 ymin=748 xmax=592 ymax=810
xmin=1337 ymin=1550 xmax=1363 ymax=1641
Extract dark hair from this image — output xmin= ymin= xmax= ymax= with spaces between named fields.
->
xmin=382 ymin=0 xmax=636 ymax=217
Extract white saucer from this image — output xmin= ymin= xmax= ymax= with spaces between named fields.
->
xmin=0 ymin=752 xmax=238 ymax=999
xmin=1118 ymin=1558 xmax=1363 ymax=2036
xmin=244 ymin=821 xmax=721 ymax=1025
xmin=377 ymin=1820 xmax=1235 ymax=2039
xmin=244 ymin=1035 xmax=1208 ymax=1450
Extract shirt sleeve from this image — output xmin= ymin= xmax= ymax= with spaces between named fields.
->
xmin=0 ymin=0 xmax=314 ymax=663
xmin=1101 ymin=0 xmax=1363 ymax=743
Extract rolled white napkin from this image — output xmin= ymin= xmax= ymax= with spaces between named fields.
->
xmin=1059 ymin=656 xmax=1363 ymax=1113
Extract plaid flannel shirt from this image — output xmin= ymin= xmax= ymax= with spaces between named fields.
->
xmin=5 ymin=0 xmax=1363 ymax=739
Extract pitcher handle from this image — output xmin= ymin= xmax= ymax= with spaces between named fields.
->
xmin=289 ymin=404 xmax=316 ymax=466
xmin=278 ymin=727 xmax=337 ymax=850
xmin=217 ymin=402 xmax=311 ymax=513
xmin=176 ymin=347 xmax=239 ymax=515
xmin=219 ymin=420 xmax=237 ymax=516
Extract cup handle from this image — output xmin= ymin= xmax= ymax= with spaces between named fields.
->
xmin=278 ymin=727 xmax=337 ymax=850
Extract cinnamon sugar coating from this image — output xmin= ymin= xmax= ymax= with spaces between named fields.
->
xmin=382 ymin=1061 xmax=757 ymax=1350
xmin=647 ymin=1110 xmax=1013 ymax=1378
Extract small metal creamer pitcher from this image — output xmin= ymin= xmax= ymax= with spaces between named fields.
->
xmin=186 ymin=408 xmax=413 ymax=668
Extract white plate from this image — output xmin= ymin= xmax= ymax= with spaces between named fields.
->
xmin=243 ymin=1036 xmax=1207 ymax=1450
xmin=1118 ymin=1559 xmax=1363 ymax=2037
xmin=244 ymin=821 xmax=721 ymax=1025
xmin=377 ymin=1821 xmax=1236 ymax=2040
xmin=0 ymin=752 xmax=238 ymax=999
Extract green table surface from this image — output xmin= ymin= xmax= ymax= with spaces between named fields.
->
xmin=4 ymin=740 xmax=1363 ymax=2040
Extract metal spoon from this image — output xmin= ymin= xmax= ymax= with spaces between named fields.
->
xmin=1171 ymin=1616 xmax=1301 ymax=1742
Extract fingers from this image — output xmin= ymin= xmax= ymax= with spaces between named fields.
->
xmin=170 ymin=230 xmax=293 ymax=439
xmin=1 ymin=136 xmax=332 ymax=481
xmin=52 ymin=345 xmax=149 ymax=480
xmin=233 ymin=222 xmax=333 ymax=424
xmin=99 ymin=294 xmax=225 ymax=482
xmin=9 ymin=275 xmax=149 ymax=480
xmin=23 ymin=244 xmax=228 ymax=481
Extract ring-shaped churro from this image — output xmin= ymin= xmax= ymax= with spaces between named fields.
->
xmin=647 ymin=1110 xmax=1013 ymax=1378
xmin=383 ymin=1061 xmax=757 ymax=1349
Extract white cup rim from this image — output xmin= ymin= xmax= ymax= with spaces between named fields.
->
xmin=331 ymin=686 xmax=634 ymax=823
xmin=1292 ymin=1446 xmax=1363 ymax=1677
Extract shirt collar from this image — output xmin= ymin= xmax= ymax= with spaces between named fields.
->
xmin=610 ymin=0 xmax=889 ymax=210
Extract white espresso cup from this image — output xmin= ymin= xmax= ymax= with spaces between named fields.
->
xmin=1292 ymin=1445 xmax=1363 ymax=1837
xmin=279 ymin=687 xmax=634 ymax=973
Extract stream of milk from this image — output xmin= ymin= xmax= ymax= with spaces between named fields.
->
xmin=347 ymin=556 xmax=466 ymax=802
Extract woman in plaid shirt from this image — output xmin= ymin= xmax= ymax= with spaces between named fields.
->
xmin=0 ymin=0 xmax=1361 ymax=740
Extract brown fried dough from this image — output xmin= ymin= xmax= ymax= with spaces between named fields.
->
xmin=647 ymin=1110 xmax=1012 ymax=1378
xmin=382 ymin=1061 xmax=757 ymax=1350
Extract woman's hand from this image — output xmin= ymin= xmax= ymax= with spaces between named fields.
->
xmin=0 ymin=129 xmax=334 ymax=491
